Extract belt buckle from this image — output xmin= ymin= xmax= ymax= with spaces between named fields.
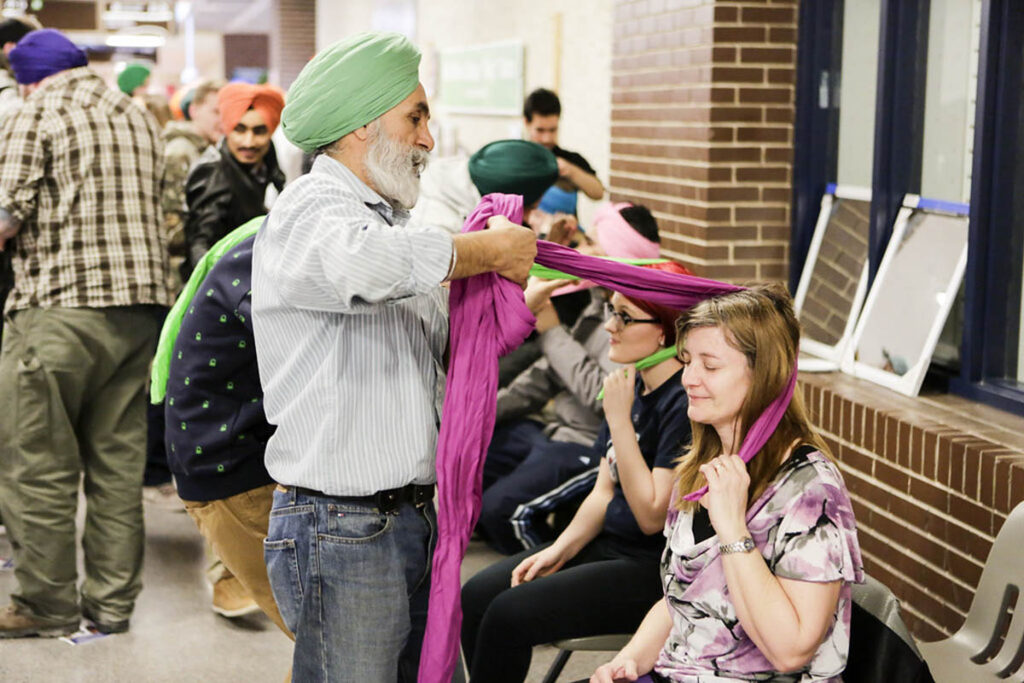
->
xmin=377 ymin=488 xmax=401 ymax=514
xmin=413 ymin=485 xmax=430 ymax=508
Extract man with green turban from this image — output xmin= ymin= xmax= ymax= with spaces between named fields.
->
xmin=251 ymin=31 xmax=537 ymax=681
xmin=116 ymin=63 xmax=149 ymax=96
xmin=411 ymin=139 xmax=558 ymax=233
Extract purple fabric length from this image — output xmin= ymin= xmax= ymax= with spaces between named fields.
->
xmin=418 ymin=194 xmax=798 ymax=681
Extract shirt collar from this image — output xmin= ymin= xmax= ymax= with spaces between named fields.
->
xmin=312 ymin=154 xmax=409 ymax=226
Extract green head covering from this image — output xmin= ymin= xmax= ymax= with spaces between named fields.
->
xmin=468 ymin=140 xmax=559 ymax=207
xmin=282 ymin=31 xmax=421 ymax=153
xmin=117 ymin=63 xmax=150 ymax=95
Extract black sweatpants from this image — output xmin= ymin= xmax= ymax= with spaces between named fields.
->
xmin=461 ymin=536 xmax=664 ymax=683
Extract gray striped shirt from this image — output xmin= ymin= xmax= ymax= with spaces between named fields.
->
xmin=251 ymin=154 xmax=454 ymax=495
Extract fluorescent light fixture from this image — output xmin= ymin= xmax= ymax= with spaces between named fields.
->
xmin=106 ymin=33 xmax=166 ymax=48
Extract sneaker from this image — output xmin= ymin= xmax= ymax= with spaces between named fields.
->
xmin=0 ymin=605 xmax=78 ymax=639
xmin=142 ymin=482 xmax=185 ymax=512
xmin=81 ymin=605 xmax=130 ymax=634
xmin=212 ymin=576 xmax=261 ymax=618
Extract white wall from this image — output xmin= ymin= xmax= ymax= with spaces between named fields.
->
xmin=315 ymin=0 xmax=612 ymax=223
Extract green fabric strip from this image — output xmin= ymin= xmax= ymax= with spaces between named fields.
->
xmin=150 ymin=215 xmax=266 ymax=404
xmin=530 ymin=257 xmax=669 ymax=281
xmin=596 ymin=344 xmax=679 ymax=400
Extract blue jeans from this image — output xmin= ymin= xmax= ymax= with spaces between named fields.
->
xmin=264 ymin=487 xmax=436 ymax=683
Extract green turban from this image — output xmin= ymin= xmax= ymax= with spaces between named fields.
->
xmin=282 ymin=31 xmax=420 ymax=153
xmin=117 ymin=63 xmax=150 ymax=95
xmin=468 ymin=140 xmax=559 ymax=207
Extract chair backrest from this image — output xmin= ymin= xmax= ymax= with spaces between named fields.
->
xmin=957 ymin=500 xmax=1024 ymax=678
xmin=846 ymin=573 xmax=934 ymax=683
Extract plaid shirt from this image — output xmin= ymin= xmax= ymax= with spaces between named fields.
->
xmin=0 ymin=67 xmax=173 ymax=313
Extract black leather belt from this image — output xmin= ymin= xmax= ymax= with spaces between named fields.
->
xmin=287 ymin=483 xmax=434 ymax=513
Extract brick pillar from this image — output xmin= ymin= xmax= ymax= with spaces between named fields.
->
xmin=610 ymin=0 xmax=798 ymax=283
xmin=274 ymin=0 xmax=317 ymax=89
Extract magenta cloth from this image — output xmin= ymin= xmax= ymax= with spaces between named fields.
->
xmin=418 ymin=194 xmax=799 ymax=681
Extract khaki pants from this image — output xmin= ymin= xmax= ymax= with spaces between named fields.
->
xmin=183 ymin=483 xmax=292 ymax=638
xmin=0 ymin=306 xmax=159 ymax=624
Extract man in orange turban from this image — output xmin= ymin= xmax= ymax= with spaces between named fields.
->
xmin=181 ymin=82 xmax=286 ymax=277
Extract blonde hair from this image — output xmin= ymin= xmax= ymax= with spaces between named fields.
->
xmin=673 ymin=282 xmax=828 ymax=512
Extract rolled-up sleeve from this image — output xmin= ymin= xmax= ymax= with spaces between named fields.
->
xmin=0 ymin=106 xmax=46 ymax=221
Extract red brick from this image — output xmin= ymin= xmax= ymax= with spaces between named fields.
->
xmin=735 ymin=166 xmax=789 ymax=182
xmin=769 ymin=27 xmax=798 ymax=43
xmin=709 ymin=106 xmax=764 ymax=123
xmin=736 ymin=126 xmax=790 ymax=142
xmin=875 ymin=460 xmax=909 ymax=492
xmin=908 ymin=476 xmax=949 ymax=513
xmin=760 ymin=187 xmax=792 ymax=203
xmin=705 ymin=186 xmax=761 ymax=202
xmin=734 ymin=244 xmax=787 ymax=261
xmin=764 ymin=146 xmax=792 ymax=161
xmin=708 ymin=146 xmax=764 ymax=162
xmin=1012 ymin=463 xmax=1024 ymax=509
xmin=979 ymin=453 xmax=995 ymax=506
xmin=735 ymin=206 xmax=787 ymax=222
xmin=946 ymin=549 xmax=983 ymax=589
xmin=741 ymin=6 xmax=796 ymax=24
xmin=714 ymin=26 xmax=767 ymax=43
xmin=759 ymin=224 xmax=792 ymax=240
xmin=711 ymin=66 xmax=766 ymax=83
xmin=739 ymin=47 xmax=796 ymax=64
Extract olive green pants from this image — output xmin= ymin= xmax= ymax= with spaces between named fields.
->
xmin=0 ymin=306 xmax=159 ymax=624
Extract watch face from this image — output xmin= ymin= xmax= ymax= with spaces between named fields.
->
xmin=741 ymin=537 xmax=755 ymax=551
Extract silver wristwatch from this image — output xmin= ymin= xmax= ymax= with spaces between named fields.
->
xmin=719 ymin=536 xmax=755 ymax=554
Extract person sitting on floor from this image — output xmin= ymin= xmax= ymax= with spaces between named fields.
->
xmin=591 ymin=284 xmax=864 ymax=683
xmin=461 ymin=262 xmax=691 ymax=682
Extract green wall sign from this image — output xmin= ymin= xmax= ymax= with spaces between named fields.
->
xmin=438 ymin=41 xmax=524 ymax=116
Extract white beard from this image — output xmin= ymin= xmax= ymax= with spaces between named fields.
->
xmin=364 ymin=121 xmax=429 ymax=210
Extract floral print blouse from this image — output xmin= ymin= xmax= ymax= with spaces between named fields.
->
xmin=655 ymin=448 xmax=864 ymax=682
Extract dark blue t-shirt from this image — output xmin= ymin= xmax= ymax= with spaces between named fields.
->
xmin=600 ymin=368 xmax=689 ymax=557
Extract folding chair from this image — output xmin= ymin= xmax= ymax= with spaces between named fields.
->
xmin=918 ymin=501 xmax=1024 ymax=682
xmin=541 ymin=634 xmax=632 ymax=683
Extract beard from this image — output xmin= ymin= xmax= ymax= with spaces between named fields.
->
xmin=364 ymin=121 xmax=429 ymax=210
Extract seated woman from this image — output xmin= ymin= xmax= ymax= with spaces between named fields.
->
xmin=462 ymin=263 xmax=692 ymax=683
xmin=591 ymin=283 xmax=863 ymax=683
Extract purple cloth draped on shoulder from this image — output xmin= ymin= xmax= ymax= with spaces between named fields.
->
xmin=417 ymin=194 xmax=798 ymax=682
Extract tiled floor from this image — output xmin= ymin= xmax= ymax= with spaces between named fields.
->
xmin=0 ymin=500 xmax=608 ymax=682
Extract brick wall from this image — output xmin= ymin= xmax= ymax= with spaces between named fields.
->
xmin=801 ymin=372 xmax=1024 ymax=641
xmin=610 ymin=0 xmax=797 ymax=282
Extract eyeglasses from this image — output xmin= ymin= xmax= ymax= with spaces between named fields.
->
xmin=605 ymin=303 xmax=660 ymax=328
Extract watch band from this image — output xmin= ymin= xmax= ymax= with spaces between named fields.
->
xmin=719 ymin=536 xmax=755 ymax=554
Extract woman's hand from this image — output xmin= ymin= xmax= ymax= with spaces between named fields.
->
xmin=524 ymin=276 xmax=566 ymax=314
xmin=510 ymin=544 xmax=571 ymax=587
xmin=591 ymin=655 xmax=641 ymax=683
xmin=699 ymin=455 xmax=751 ymax=543
xmin=602 ymin=366 xmax=636 ymax=426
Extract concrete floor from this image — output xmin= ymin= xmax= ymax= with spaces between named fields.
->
xmin=0 ymin=499 xmax=608 ymax=682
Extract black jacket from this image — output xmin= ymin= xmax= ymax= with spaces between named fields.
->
xmin=182 ymin=139 xmax=284 ymax=278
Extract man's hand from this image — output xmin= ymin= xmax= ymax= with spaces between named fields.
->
xmin=449 ymin=216 xmax=537 ymax=285
xmin=487 ymin=216 xmax=537 ymax=287
xmin=546 ymin=213 xmax=578 ymax=246
xmin=556 ymin=157 xmax=573 ymax=178
xmin=0 ymin=211 xmax=21 ymax=252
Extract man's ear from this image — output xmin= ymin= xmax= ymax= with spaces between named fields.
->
xmin=352 ymin=125 xmax=371 ymax=142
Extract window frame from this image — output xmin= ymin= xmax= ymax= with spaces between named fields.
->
xmin=951 ymin=0 xmax=1024 ymax=416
